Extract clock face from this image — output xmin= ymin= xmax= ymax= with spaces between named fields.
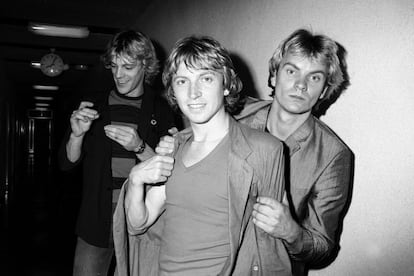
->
xmin=40 ymin=53 xmax=64 ymax=77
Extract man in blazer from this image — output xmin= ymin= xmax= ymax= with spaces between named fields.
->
xmin=113 ymin=36 xmax=291 ymax=275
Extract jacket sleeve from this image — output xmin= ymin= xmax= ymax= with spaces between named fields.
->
xmin=286 ymin=149 xmax=353 ymax=265
xmin=256 ymin=139 xmax=293 ymax=275
xmin=258 ymin=140 xmax=285 ymax=201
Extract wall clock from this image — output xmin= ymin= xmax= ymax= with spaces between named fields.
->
xmin=40 ymin=52 xmax=65 ymax=77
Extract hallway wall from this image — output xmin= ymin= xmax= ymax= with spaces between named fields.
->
xmin=134 ymin=0 xmax=414 ymax=275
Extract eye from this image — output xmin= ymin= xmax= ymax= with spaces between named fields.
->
xmin=286 ymin=68 xmax=296 ymax=76
xmin=174 ymin=78 xmax=187 ymax=86
xmin=309 ymin=74 xmax=323 ymax=83
xmin=124 ymin=64 xmax=136 ymax=70
xmin=201 ymin=75 xmax=214 ymax=83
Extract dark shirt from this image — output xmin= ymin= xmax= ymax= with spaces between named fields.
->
xmin=58 ymin=86 xmax=177 ymax=247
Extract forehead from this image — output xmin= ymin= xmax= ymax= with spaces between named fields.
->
xmin=175 ymin=62 xmax=220 ymax=76
xmin=281 ymin=51 xmax=327 ymax=73
xmin=110 ymin=52 xmax=137 ymax=65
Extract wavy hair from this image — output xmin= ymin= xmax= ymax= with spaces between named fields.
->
xmin=101 ymin=30 xmax=159 ymax=84
xmin=162 ymin=36 xmax=243 ymax=114
xmin=269 ymin=29 xmax=346 ymax=107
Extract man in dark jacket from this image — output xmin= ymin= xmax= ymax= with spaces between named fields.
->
xmin=59 ymin=30 xmax=178 ymax=276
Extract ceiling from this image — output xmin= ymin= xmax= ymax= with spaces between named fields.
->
xmin=0 ymin=0 xmax=153 ymax=105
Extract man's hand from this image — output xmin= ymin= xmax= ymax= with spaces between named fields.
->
xmin=104 ymin=124 xmax=142 ymax=152
xmin=155 ymin=127 xmax=178 ymax=156
xmin=252 ymin=196 xmax=303 ymax=244
xmin=129 ymin=155 xmax=174 ymax=186
xmin=70 ymin=101 xmax=99 ymax=137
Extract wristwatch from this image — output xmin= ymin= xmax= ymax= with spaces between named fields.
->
xmin=133 ymin=140 xmax=146 ymax=154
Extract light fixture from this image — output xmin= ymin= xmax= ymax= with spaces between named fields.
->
xmin=29 ymin=22 xmax=90 ymax=38
xmin=33 ymin=85 xmax=59 ymax=91
xmin=34 ymin=107 xmax=50 ymax=111
xmin=35 ymin=103 xmax=50 ymax=107
xmin=75 ymin=64 xmax=89 ymax=70
xmin=31 ymin=61 xmax=41 ymax=69
xmin=34 ymin=96 xmax=54 ymax=101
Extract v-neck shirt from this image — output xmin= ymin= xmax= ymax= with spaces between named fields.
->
xmin=160 ymin=133 xmax=230 ymax=275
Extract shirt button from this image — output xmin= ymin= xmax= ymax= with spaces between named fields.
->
xmin=252 ymin=265 xmax=259 ymax=271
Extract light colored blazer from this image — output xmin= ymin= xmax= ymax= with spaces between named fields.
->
xmin=113 ymin=118 xmax=292 ymax=275
xmin=237 ymin=97 xmax=353 ymax=275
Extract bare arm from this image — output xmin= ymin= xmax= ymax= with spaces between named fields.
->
xmin=124 ymin=155 xmax=174 ymax=233
xmin=66 ymin=101 xmax=99 ymax=162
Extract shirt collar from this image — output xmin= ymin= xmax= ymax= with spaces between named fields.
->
xmin=176 ymin=117 xmax=252 ymax=160
xmin=284 ymin=115 xmax=315 ymax=155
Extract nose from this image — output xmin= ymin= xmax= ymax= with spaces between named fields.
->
xmin=295 ymin=77 xmax=307 ymax=93
xmin=114 ymin=67 xmax=123 ymax=79
xmin=189 ymin=82 xmax=202 ymax=99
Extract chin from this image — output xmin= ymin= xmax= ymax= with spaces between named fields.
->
xmin=185 ymin=115 xmax=210 ymax=125
xmin=117 ymin=88 xmax=130 ymax=95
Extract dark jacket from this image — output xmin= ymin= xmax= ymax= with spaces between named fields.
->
xmin=58 ymin=86 xmax=177 ymax=247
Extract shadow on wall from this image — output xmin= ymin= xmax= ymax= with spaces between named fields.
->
xmin=230 ymin=53 xmax=260 ymax=99
xmin=312 ymin=42 xmax=351 ymax=118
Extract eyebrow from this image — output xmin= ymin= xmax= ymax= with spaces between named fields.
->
xmin=173 ymin=69 xmax=217 ymax=78
xmin=199 ymin=70 xmax=217 ymax=76
xmin=283 ymin=62 xmax=326 ymax=75
xmin=172 ymin=75 xmax=187 ymax=81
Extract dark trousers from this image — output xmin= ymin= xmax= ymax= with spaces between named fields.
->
xmin=72 ymin=237 xmax=114 ymax=276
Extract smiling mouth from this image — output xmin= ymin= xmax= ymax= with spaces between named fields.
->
xmin=116 ymin=79 xmax=129 ymax=85
xmin=188 ymin=103 xmax=206 ymax=109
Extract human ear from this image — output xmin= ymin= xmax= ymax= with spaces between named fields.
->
xmin=269 ymin=73 xmax=276 ymax=89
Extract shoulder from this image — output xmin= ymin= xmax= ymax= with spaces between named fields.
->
xmin=82 ymin=90 xmax=109 ymax=102
xmin=237 ymin=122 xmax=283 ymax=152
xmin=235 ymin=97 xmax=272 ymax=120
xmin=313 ymin=117 xmax=353 ymax=157
xmin=145 ymin=87 xmax=171 ymax=109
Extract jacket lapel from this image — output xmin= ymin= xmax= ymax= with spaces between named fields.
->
xmin=224 ymin=119 xmax=255 ymax=274
xmin=138 ymin=85 xmax=155 ymax=142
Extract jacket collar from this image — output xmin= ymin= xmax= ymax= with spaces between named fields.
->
xmin=236 ymin=97 xmax=272 ymax=122
xmin=238 ymin=97 xmax=315 ymax=156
